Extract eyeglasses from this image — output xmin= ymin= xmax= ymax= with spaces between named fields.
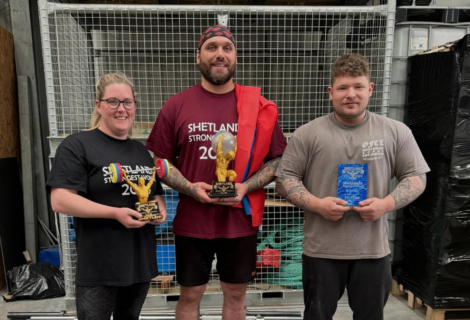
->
xmin=100 ymin=98 xmax=136 ymax=110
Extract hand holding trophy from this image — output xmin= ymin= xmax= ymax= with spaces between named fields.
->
xmin=209 ymin=131 xmax=238 ymax=198
xmin=109 ymin=159 xmax=171 ymax=221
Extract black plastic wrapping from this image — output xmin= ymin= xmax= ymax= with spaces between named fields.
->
xmin=2 ymin=262 xmax=65 ymax=302
xmin=395 ymin=34 xmax=470 ymax=309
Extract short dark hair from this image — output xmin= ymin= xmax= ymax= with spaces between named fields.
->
xmin=331 ymin=53 xmax=370 ymax=85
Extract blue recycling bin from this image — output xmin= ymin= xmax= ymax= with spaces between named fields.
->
xmin=38 ymin=245 xmax=60 ymax=267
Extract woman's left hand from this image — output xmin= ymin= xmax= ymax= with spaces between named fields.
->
xmin=148 ymin=195 xmax=167 ymax=225
xmin=148 ymin=210 xmax=166 ymax=225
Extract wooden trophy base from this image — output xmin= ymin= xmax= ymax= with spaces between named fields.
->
xmin=209 ymin=181 xmax=238 ymax=198
xmin=136 ymin=200 xmax=162 ymax=221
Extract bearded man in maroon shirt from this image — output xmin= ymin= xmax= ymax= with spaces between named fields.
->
xmin=146 ymin=25 xmax=287 ymax=320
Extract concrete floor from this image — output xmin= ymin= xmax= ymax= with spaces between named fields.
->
xmin=0 ymin=287 xmax=425 ymax=319
xmin=334 ymin=295 xmax=425 ymax=320
xmin=0 ymin=287 xmax=65 ymax=318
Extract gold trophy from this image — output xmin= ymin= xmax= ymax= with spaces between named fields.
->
xmin=109 ymin=159 xmax=171 ymax=221
xmin=209 ymin=131 xmax=238 ymax=198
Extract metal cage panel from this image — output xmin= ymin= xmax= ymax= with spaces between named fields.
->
xmin=39 ymin=0 xmax=396 ymax=312
xmin=40 ymin=2 xmax=395 ymax=138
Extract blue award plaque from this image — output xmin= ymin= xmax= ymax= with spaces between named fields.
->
xmin=337 ymin=164 xmax=368 ymax=206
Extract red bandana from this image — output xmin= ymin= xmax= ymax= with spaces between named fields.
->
xmin=198 ymin=25 xmax=235 ymax=50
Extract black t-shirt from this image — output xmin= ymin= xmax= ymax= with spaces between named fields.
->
xmin=47 ymin=129 xmax=162 ymax=286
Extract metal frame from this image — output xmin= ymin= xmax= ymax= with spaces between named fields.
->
xmin=38 ymin=0 xmax=396 ymax=313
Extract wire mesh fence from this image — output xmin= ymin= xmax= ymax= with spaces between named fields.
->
xmin=41 ymin=2 xmax=394 ymax=137
xmin=40 ymin=0 xmax=395 ymax=310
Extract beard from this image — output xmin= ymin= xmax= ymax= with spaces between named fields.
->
xmin=198 ymin=60 xmax=236 ymax=86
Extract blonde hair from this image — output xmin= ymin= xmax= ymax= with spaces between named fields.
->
xmin=90 ymin=73 xmax=137 ymax=134
xmin=331 ymin=53 xmax=370 ymax=85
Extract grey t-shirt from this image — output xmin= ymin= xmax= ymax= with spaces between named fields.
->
xmin=276 ymin=111 xmax=430 ymax=259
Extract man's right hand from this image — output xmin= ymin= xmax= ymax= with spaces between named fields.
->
xmin=313 ymin=197 xmax=350 ymax=221
xmin=115 ymin=208 xmax=148 ymax=228
xmin=190 ymin=182 xmax=218 ymax=204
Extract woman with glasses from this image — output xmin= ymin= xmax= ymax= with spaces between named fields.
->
xmin=47 ymin=73 xmax=166 ymax=320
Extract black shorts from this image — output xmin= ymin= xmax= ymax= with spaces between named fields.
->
xmin=175 ymin=234 xmax=258 ymax=287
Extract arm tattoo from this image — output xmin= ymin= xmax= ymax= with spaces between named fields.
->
xmin=161 ymin=166 xmax=200 ymax=200
xmin=244 ymin=157 xmax=281 ymax=193
xmin=275 ymin=177 xmax=314 ymax=211
xmin=390 ymin=173 xmax=427 ymax=210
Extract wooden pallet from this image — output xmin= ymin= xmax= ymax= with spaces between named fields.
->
xmin=415 ymin=40 xmax=459 ymax=56
xmin=392 ymin=279 xmax=470 ymax=320
xmin=151 ymin=275 xmax=175 ymax=294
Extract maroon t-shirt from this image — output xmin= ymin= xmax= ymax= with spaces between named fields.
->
xmin=146 ymin=83 xmax=286 ymax=239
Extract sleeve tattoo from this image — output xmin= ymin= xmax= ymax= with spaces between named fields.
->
xmin=161 ymin=156 xmax=282 ymax=199
xmin=275 ymin=177 xmax=314 ymax=211
xmin=243 ymin=157 xmax=281 ymax=193
xmin=390 ymin=173 xmax=427 ymax=210
xmin=160 ymin=166 xmax=200 ymax=200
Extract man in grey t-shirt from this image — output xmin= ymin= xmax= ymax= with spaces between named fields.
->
xmin=275 ymin=53 xmax=430 ymax=320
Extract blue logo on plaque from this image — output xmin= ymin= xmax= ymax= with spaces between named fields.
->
xmin=338 ymin=164 xmax=368 ymax=206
